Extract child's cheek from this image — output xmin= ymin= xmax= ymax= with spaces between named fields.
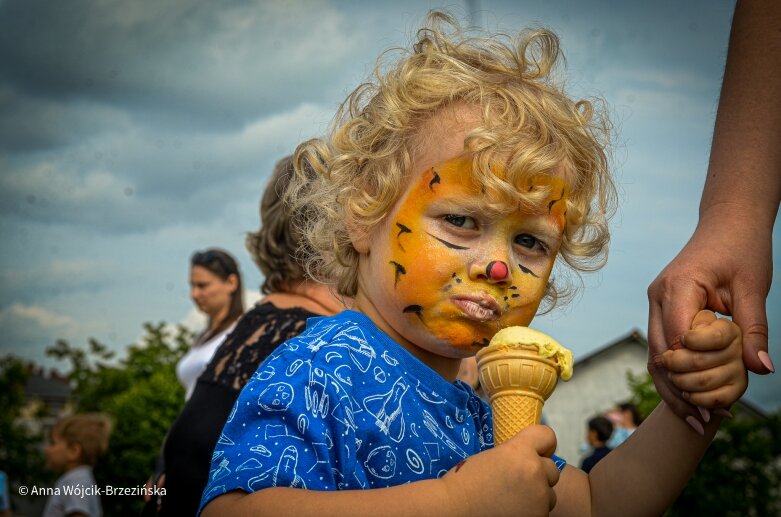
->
xmin=386 ymin=217 xmax=452 ymax=310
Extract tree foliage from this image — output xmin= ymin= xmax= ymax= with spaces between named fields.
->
xmin=0 ymin=356 xmax=51 ymax=492
xmin=627 ymin=372 xmax=781 ymax=516
xmin=47 ymin=322 xmax=190 ymax=516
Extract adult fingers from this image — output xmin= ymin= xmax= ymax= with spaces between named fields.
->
xmin=732 ymin=286 xmax=773 ymax=374
xmin=660 ymin=282 xmax=707 ymax=350
xmin=144 ymin=477 xmax=153 ymax=502
xmin=648 ymin=272 xmax=706 ymax=353
xmin=648 ymin=282 xmax=703 ymax=425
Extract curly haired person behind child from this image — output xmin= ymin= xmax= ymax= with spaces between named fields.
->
xmin=43 ymin=413 xmax=112 ymax=517
xmin=200 ymin=12 xmax=747 ymax=517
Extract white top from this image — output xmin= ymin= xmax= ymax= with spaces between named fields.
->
xmin=176 ymin=322 xmax=236 ymax=400
xmin=42 ymin=465 xmax=101 ymax=517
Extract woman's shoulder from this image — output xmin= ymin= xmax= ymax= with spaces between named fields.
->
xmin=197 ymin=302 xmax=320 ymax=389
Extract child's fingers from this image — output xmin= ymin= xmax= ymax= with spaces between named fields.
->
xmin=668 ymin=366 xmax=735 ymax=393
xmin=662 ymin=346 xmax=737 ymax=373
xmin=684 ymin=383 xmax=745 ymax=408
xmin=683 ymin=317 xmax=741 ymax=352
xmin=511 ymin=424 xmax=558 ymax=459
xmin=690 ymin=309 xmax=717 ymax=330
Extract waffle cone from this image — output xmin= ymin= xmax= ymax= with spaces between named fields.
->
xmin=476 ymin=344 xmax=560 ymax=445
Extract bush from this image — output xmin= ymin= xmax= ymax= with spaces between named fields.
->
xmin=47 ymin=322 xmax=190 ymax=516
xmin=627 ymin=372 xmax=781 ymax=516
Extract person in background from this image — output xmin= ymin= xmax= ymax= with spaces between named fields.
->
xmin=42 ymin=414 xmax=112 ymax=517
xmin=146 ymin=249 xmax=245 ymax=505
xmin=0 ymin=469 xmax=11 ymax=517
xmin=580 ymin=416 xmax=613 ymax=474
xmin=145 ymin=156 xmax=348 ymax=517
xmin=177 ymin=248 xmax=244 ymax=401
xmin=606 ymin=402 xmax=642 ymax=449
xmin=647 ymin=0 xmax=779 ymax=428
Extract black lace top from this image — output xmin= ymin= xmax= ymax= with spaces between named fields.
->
xmin=199 ymin=302 xmax=315 ymax=390
xmin=159 ymin=302 xmax=317 ymax=516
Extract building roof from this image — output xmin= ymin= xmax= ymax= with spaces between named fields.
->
xmin=574 ymin=329 xmax=647 ymax=367
xmin=24 ymin=372 xmax=72 ymax=401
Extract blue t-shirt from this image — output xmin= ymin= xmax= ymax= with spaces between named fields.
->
xmin=199 ymin=311 xmax=565 ymax=512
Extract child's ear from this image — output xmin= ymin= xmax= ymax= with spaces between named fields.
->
xmin=345 ymin=215 xmax=370 ymax=255
xmin=67 ymin=442 xmax=83 ymax=463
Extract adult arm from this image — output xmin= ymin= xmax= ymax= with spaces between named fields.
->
xmin=647 ymin=0 xmax=781 ymax=421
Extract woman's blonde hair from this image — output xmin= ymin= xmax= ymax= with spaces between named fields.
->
xmin=288 ymin=12 xmax=616 ymax=311
xmin=247 ymin=155 xmax=309 ymax=294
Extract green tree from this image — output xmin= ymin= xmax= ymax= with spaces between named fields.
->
xmin=0 ymin=356 xmax=51 ymax=500
xmin=627 ymin=372 xmax=781 ymax=516
xmin=47 ymin=322 xmax=190 ymax=516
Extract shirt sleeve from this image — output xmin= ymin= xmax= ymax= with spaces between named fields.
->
xmin=61 ymin=494 xmax=100 ymax=517
xmin=552 ymin=454 xmax=567 ymax=472
xmin=199 ymin=347 xmax=354 ymax=513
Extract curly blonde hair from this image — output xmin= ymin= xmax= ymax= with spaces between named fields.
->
xmin=288 ymin=12 xmax=616 ymax=310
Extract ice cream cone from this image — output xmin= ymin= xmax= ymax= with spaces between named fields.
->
xmin=477 ymin=344 xmax=559 ymax=444
xmin=477 ymin=327 xmax=572 ymax=445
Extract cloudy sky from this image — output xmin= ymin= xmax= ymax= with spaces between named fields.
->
xmin=1 ymin=0 xmax=778 ymax=412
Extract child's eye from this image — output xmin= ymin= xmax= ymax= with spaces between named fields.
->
xmin=515 ymin=233 xmax=545 ymax=250
xmin=444 ymin=214 xmax=477 ymax=229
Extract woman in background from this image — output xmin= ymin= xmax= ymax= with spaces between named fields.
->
xmin=147 ymin=156 xmax=347 ymax=516
xmin=176 ymin=248 xmax=244 ymax=400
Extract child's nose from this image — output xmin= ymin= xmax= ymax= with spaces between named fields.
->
xmin=469 ymin=259 xmax=511 ymax=285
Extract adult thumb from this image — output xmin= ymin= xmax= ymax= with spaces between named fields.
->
xmin=732 ymin=293 xmax=773 ymax=374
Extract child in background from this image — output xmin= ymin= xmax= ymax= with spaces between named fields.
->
xmin=43 ymin=414 xmax=111 ymax=517
xmin=606 ymin=401 xmax=643 ymax=449
xmin=0 ymin=469 xmax=10 ymax=517
xmin=580 ymin=416 xmax=613 ymax=474
xmin=200 ymin=12 xmax=747 ymax=516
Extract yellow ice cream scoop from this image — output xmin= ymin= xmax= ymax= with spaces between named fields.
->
xmin=477 ymin=326 xmax=573 ymax=445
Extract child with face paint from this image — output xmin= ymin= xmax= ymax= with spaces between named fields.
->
xmin=200 ymin=12 xmax=748 ymax=517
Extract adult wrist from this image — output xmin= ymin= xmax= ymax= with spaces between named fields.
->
xmin=697 ymin=201 xmax=777 ymax=234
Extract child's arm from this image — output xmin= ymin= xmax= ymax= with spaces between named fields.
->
xmin=551 ymin=310 xmax=747 ymax=517
xmin=202 ymin=425 xmax=559 ymax=517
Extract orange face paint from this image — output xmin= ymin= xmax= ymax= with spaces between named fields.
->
xmin=359 ymin=156 xmax=568 ymax=360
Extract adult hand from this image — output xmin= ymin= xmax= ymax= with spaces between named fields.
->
xmin=648 ymin=211 xmax=774 ymax=423
xmin=144 ymin=472 xmax=166 ymax=503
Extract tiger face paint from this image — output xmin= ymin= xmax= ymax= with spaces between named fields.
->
xmin=354 ymin=156 xmax=569 ymax=363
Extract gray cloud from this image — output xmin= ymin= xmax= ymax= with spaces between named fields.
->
xmin=0 ymin=0 xmax=367 ymax=142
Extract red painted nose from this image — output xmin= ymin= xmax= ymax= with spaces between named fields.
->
xmin=486 ymin=260 xmax=508 ymax=281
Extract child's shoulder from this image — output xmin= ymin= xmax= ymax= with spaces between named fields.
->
xmin=249 ymin=310 xmax=390 ymax=385
xmin=270 ymin=310 xmax=386 ymax=363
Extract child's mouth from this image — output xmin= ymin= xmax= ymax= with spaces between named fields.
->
xmin=451 ymin=296 xmax=501 ymax=322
